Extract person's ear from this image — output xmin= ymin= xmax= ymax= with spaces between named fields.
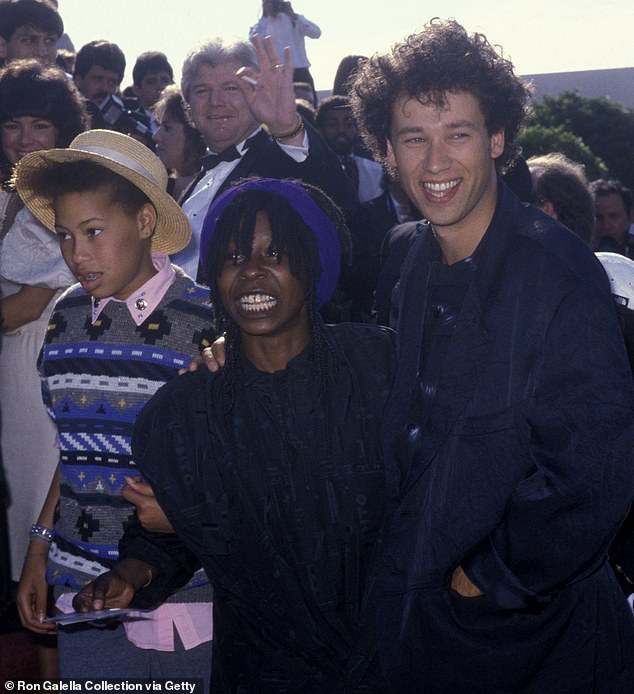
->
xmin=538 ymin=200 xmax=558 ymax=220
xmin=490 ymin=129 xmax=505 ymax=160
xmin=137 ymin=203 xmax=157 ymax=240
xmin=386 ymin=138 xmax=397 ymax=169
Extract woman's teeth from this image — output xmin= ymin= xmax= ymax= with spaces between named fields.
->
xmin=239 ymin=293 xmax=277 ymax=312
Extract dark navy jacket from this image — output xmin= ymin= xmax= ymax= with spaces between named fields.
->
xmin=125 ymin=323 xmax=395 ymax=693
xmin=379 ymin=181 xmax=634 ymax=693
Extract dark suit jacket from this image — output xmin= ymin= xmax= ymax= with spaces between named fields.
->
xmin=378 ymin=181 xmax=634 ymax=693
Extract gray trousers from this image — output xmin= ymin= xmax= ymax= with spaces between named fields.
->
xmin=57 ymin=619 xmax=212 ymax=690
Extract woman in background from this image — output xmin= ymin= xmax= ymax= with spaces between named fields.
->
xmin=250 ymin=0 xmax=321 ymax=91
xmin=0 ymin=59 xmax=87 ymax=646
xmin=152 ymin=84 xmax=205 ymax=203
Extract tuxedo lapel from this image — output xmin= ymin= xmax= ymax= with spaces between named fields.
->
xmin=216 ymin=130 xmax=270 ymax=195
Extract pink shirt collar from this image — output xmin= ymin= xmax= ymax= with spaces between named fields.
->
xmin=91 ymin=252 xmax=176 ymax=326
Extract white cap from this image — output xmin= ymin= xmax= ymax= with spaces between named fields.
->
xmin=596 ymin=252 xmax=634 ymax=309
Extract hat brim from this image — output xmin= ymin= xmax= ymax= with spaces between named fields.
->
xmin=15 ymin=147 xmax=192 ymax=256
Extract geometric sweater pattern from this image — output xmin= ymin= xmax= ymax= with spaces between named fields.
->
xmin=41 ymin=267 xmax=215 ymax=593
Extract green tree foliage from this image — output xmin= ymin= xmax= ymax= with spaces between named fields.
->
xmin=519 ymin=124 xmax=608 ymax=181
xmin=521 ymin=91 xmax=634 ymax=189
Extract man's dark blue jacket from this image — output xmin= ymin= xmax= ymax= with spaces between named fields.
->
xmin=379 ymin=181 xmax=634 ymax=693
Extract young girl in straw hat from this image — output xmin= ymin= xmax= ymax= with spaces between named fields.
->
xmin=14 ymin=130 xmax=215 ymax=685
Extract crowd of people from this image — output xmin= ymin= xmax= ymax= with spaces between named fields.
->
xmin=1 ymin=0 xmax=634 ymax=691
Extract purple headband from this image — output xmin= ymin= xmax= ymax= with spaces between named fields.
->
xmin=200 ymin=178 xmax=341 ymax=308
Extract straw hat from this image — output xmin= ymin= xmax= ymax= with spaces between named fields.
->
xmin=14 ymin=129 xmax=192 ymax=255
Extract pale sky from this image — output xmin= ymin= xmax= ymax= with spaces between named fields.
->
xmin=58 ymin=0 xmax=634 ymax=92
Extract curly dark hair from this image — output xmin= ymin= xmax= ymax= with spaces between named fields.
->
xmin=350 ymin=18 xmax=532 ymax=171
xmin=0 ymin=59 xmax=89 ymax=184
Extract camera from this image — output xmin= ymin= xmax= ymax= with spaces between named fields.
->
xmin=99 ymin=96 xmax=154 ymax=148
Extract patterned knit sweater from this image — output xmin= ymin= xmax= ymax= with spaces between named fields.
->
xmin=41 ymin=268 xmax=215 ymax=597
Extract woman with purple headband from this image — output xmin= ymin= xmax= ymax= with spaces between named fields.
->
xmin=73 ymin=178 xmax=396 ymax=693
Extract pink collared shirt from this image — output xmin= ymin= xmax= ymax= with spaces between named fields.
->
xmin=123 ymin=602 xmax=213 ymax=651
xmin=91 ymin=252 xmax=176 ymax=326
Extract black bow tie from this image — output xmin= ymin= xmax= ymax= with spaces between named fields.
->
xmin=199 ymin=131 xmax=265 ymax=171
xmin=200 ymin=146 xmax=242 ymax=171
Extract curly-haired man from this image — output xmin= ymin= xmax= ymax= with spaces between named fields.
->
xmin=351 ymin=18 xmax=634 ymax=693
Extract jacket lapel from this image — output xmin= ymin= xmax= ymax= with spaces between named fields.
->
xmin=216 ymin=130 xmax=270 ymax=195
xmin=399 ymin=282 xmax=490 ymax=496
xmin=382 ymin=227 xmax=432 ymax=497
xmin=384 ymin=180 xmax=519 ymax=497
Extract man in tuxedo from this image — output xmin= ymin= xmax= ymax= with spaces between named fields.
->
xmin=172 ymin=35 xmax=354 ymax=279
